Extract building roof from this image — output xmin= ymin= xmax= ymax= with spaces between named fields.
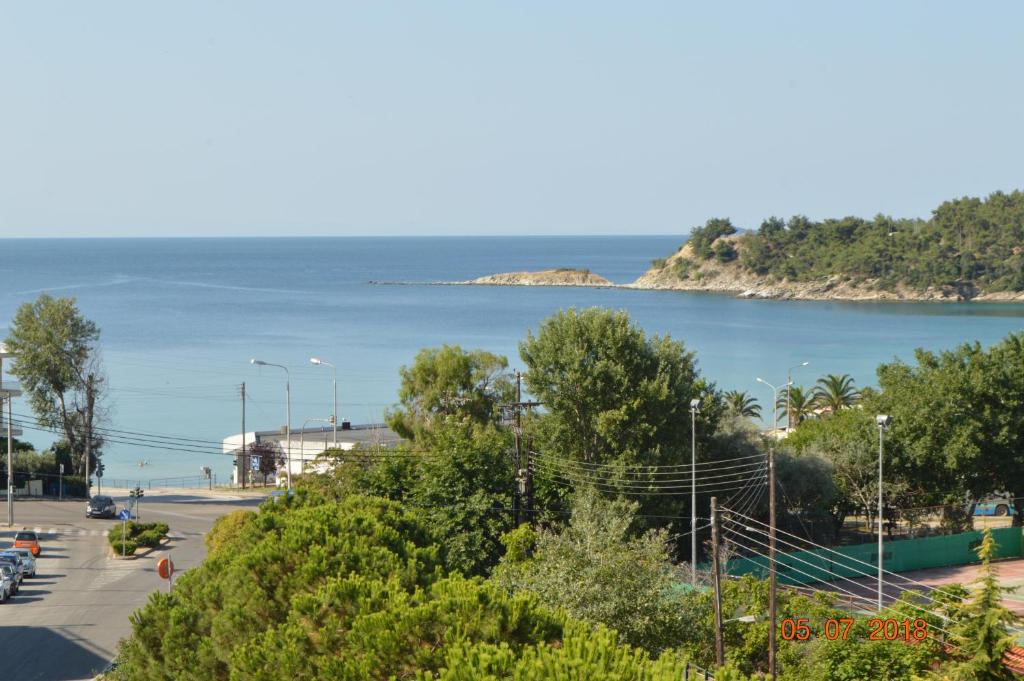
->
xmin=228 ymin=423 xmax=402 ymax=450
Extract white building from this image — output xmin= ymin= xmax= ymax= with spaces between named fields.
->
xmin=222 ymin=422 xmax=401 ymax=485
xmin=0 ymin=343 xmax=23 ymax=438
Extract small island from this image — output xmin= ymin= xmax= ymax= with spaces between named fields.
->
xmin=465 ymin=268 xmax=614 ymax=287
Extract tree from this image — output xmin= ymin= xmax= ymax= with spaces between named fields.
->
xmin=775 ymin=385 xmax=816 ymax=426
xmin=520 ymin=308 xmax=715 ymax=466
xmin=870 ymin=334 xmax=1024 ymax=525
xmin=408 ymin=417 xmax=514 ymax=576
xmin=112 ymin=491 xmax=706 ymax=680
xmin=786 ymin=409 xmax=893 ymax=537
xmin=713 ymin=239 xmax=738 ymax=263
xmin=4 ymin=294 xmax=105 ymax=478
xmin=723 ymin=390 xmax=761 ymax=419
xmin=813 ymin=373 xmax=861 ymax=414
xmin=495 ymin=489 xmax=689 ymax=652
xmin=940 ymin=528 xmax=1018 ymax=680
xmin=386 ymin=345 xmax=515 ymax=441
xmin=250 ymin=441 xmax=284 ymax=487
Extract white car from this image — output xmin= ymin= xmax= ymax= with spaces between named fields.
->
xmin=0 ymin=564 xmax=15 ymax=601
xmin=8 ymin=548 xmax=36 ymax=577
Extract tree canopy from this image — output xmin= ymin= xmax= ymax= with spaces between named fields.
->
xmin=386 ymin=344 xmax=514 ymax=441
xmin=664 ymin=190 xmax=1024 ymax=294
xmin=4 ymin=294 xmax=105 ymax=476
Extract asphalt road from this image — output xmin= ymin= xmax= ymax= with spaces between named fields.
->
xmin=0 ymin=491 xmax=263 ymax=681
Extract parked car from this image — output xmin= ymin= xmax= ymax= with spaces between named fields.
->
xmin=0 ymin=561 xmax=19 ymax=594
xmin=0 ymin=554 xmax=24 ymax=587
xmin=14 ymin=530 xmax=41 ymax=556
xmin=86 ymin=495 xmax=117 ymax=519
xmin=0 ymin=564 xmax=15 ymax=601
xmin=7 ymin=548 xmax=36 ymax=577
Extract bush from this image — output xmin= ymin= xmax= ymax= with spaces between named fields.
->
xmin=107 ymin=530 xmax=138 ymax=556
xmin=205 ymin=510 xmax=254 ymax=555
xmin=651 ymin=258 xmax=667 ymax=269
xmin=107 ymin=521 xmax=169 ymax=553
xmin=713 ymin=239 xmax=738 ymax=263
xmin=135 ymin=529 xmax=164 ymax=548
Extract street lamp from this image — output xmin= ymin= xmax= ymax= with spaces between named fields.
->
xmin=251 ymin=359 xmax=292 ymax=492
xmin=756 ymin=378 xmax=792 ymax=435
xmin=300 ymin=417 xmax=335 ymax=474
xmin=310 ymin=357 xmax=338 ymax=448
xmin=786 ymin=362 xmax=809 ymax=432
xmin=690 ymin=397 xmax=703 ymax=587
xmin=875 ymin=414 xmax=893 ymax=612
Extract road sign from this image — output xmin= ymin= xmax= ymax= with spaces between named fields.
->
xmin=118 ymin=508 xmax=131 ymax=521
xmin=157 ymin=557 xmax=175 ymax=580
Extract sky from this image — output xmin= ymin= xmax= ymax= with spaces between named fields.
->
xmin=1 ymin=1 xmax=1022 ymax=238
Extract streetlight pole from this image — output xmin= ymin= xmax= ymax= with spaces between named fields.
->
xmin=251 ymin=359 xmax=292 ymax=492
xmin=786 ymin=362 xmax=808 ymax=432
xmin=310 ymin=358 xmax=337 ymax=448
xmin=876 ymin=415 xmax=893 ymax=612
xmin=690 ymin=398 xmax=702 ymax=587
xmin=300 ymin=417 xmax=334 ymax=472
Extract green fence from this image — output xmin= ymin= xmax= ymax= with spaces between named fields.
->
xmin=724 ymin=526 xmax=1023 ymax=587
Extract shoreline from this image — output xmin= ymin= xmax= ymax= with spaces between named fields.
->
xmin=368 ymin=279 xmax=1024 ymax=303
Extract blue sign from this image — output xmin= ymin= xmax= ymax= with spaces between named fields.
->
xmin=118 ymin=508 xmax=131 ymax=521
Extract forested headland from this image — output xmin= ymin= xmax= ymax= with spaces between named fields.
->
xmin=637 ymin=190 xmax=1024 ymax=300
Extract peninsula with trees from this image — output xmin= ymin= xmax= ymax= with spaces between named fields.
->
xmin=461 ymin=190 xmax=1024 ymax=302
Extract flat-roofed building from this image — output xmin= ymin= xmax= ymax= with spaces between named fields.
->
xmin=222 ymin=421 xmax=401 ymax=485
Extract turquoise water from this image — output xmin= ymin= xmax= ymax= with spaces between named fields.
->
xmin=2 ymin=236 xmax=1023 ymax=481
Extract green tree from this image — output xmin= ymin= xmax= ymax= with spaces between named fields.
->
xmin=940 ymin=528 xmax=1018 ymax=680
xmin=520 ymin=307 xmax=715 ymax=466
xmin=113 ymin=490 xmax=715 ymax=681
xmin=4 ymin=294 xmax=105 ymax=477
xmin=724 ymin=390 xmax=761 ymax=419
xmin=813 ymin=373 xmax=861 ymax=414
xmin=409 ymin=417 xmax=514 ymax=576
xmin=776 ymin=385 xmax=817 ymax=426
xmin=386 ymin=344 xmax=515 ymax=441
xmin=495 ymin=489 xmax=689 ymax=652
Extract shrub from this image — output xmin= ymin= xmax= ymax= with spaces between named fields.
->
xmin=136 ymin=529 xmax=164 ymax=548
xmin=651 ymin=258 xmax=667 ymax=269
xmin=107 ymin=521 xmax=169 ymax=553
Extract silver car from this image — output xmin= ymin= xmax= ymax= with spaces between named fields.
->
xmin=0 ymin=563 xmax=16 ymax=598
xmin=7 ymin=548 xmax=36 ymax=577
xmin=0 ymin=555 xmax=23 ymax=588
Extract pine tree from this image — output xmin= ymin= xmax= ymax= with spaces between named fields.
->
xmin=943 ymin=528 xmax=1018 ymax=680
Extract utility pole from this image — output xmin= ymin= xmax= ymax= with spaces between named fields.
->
xmin=711 ymin=496 xmax=724 ymax=668
xmin=503 ymin=371 xmax=540 ymax=528
xmin=768 ymin=447 xmax=777 ymax=679
xmin=6 ymin=396 xmax=12 ymax=527
xmin=690 ymin=398 xmax=702 ymax=587
xmin=240 ymin=383 xmax=247 ymax=490
xmin=513 ymin=371 xmax=522 ymax=526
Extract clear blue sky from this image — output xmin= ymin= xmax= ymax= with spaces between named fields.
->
xmin=2 ymin=1 xmax=1022 ymax=237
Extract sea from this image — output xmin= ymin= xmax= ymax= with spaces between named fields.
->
xmin=2 ymin=236 xmax=1023 ymax=483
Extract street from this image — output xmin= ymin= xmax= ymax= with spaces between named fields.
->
xmin=0 ymin=490 xmax=262 ymax=681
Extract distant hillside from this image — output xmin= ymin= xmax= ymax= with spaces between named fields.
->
xmin=632 ymin=191 xmax=1024 ymax=301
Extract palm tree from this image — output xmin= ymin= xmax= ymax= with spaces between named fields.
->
xmin=723 ymin=390 xmax=761 ymax=419
xmin=813 ymin=374 xmax=861 ymax=414
xmin=775 ymin=385 xmax=816 ymax=426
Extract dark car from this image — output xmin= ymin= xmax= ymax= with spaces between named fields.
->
xmin=86 ymin=495 xmax=117 ymax=519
